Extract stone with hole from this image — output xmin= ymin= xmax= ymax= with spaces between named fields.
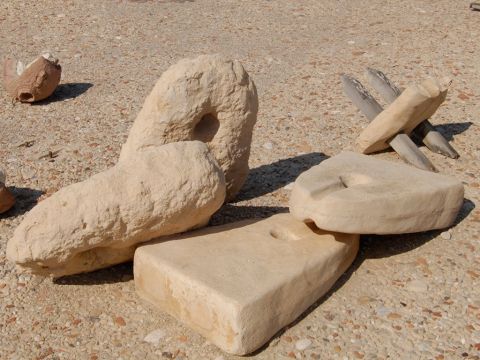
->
xmin=289 ymin=152 xmax=464 ymax=234
xmin=7 ymin=141 xmax=226 ymax=277
xmin=357 ymin=77 xmax=450 ymax=154
xmin=134 ymin=213 xmax=359 ymax=355
xmin=119 ymin=54 xmax=258 ymax=201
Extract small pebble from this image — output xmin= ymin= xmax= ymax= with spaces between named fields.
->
xmin=143 ymin=329 xmax=166 ymax=345
xmin=263 ymin=142 xmax=273 ymax=150
xmin=295 ymin=338 xmax=312 ymax=351
xmin=440 ymin=231 xmax=451 ymax=240
xmin=406 ymin=279 xmax=428 ymax=293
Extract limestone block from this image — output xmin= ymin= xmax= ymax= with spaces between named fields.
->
xmin=7 ymin=141 xmax=226 ymax=277
xmin=289 ymin=152 xmax=464 ymax=235
xmin=0 ymin=169 xmax=15 ymax=214
xmin=3 ymin=53 xmax=61 ymax=102
xmin=120 ymin=54 xmax=258 ymax=201
xmin=134 ymin=214 xmax=359 ymax=355
xmin=357 ymin=77 xmax=450 ymax=153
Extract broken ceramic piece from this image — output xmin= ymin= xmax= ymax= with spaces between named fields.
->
xmin=3 ymin=53 xmax=61 ymax=102
xmin=357 ymin=77 xmax=450 ymax=154
xmin=0 ymin=169 xmax=15 ymax=214
xmin=7 ymin=141 xmax=226 ymax=277
xmin=134 ymin=213 xmax=359 ymax=355
xmin=289 ymin=152 xmax=464 ymax=235
xmin=120 ymin=54 xmax=258 ymax=201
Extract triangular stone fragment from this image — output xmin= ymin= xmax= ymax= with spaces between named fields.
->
xmin=357 ymin=77 xmax=449 ymax=153
xmin=289 ymin=152 xmax=464 ymax=235
xmin=134 ymin=214 xmax=359 ymax=355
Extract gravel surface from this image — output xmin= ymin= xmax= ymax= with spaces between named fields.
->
xmin=1 ymin=0 xmax=479 ymax=359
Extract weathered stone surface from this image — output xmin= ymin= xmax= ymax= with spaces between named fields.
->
xmin=134 ymin=214 xmax=359 ymax=355
xmin=357 ymin=77 xmax=450 ymax=154
xmin=3 ymin=53 xmax=61 ymax=102
xmin=7 ymin=141 xmax=226 ymax=277
xmin=120 ymin=54 xmax=258 ymax=201
xmin=289 ymin=152 xmax=464 ymax=235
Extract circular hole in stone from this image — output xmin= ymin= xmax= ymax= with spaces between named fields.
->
xmin=193 ymin=113 xmax=220 ymax=143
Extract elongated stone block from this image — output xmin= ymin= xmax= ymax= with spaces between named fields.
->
xmin=7 ymin=141 xmax=226 ymax=277
xmin=289 ymin=152 xmax=464 ymax=235
xmin=134 ymin=214 xmax=359 ymax=355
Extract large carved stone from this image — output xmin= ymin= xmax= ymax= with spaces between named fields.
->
xmin=120 ymin=54 xmax=258 ymax=201
xmin=289 ymin=152 xmax=464 ymax=234
xmin=134 ymin=214 xmax=359 ymax=355
xmin=7 ymin=141 xmax=226 ymax=277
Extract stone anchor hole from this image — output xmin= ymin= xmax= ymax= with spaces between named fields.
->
xmin=193 ymin=113 xmax=220 ymax=143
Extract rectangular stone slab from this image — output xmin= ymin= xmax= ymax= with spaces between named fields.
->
xmin=134 ymin=214 xmax=359 ymax=355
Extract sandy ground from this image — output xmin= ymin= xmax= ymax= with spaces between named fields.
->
xmin=0 ymin=0 xmax=479 ymax=359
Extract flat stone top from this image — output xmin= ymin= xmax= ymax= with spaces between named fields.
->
xmin=289 ymin=152 xmax=464 ymax=234
xmin=135 ymin=213 xmax=358 ymax=305
xmin=357 ymin=77 xmax=449 ymax=153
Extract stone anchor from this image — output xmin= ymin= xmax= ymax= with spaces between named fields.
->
xmin=366 ymin=68 xmax=459 ymax=159
xmin=342 ymin=72 xmax=455 ymax=171
xmin=134 ymin=214 xmax=359 ymax=355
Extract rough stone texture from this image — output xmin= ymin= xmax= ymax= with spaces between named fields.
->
xmin=119 ymin=54 xmax=259 ymax=201
xmin=7 ymin=141 xmax=225 ymax=277
xmin=357 ymin=77 xmax=449 ymax=153
xmin=134 ymin=214 xmax=359 ymax=355
xmin=3 ymin=53 xmax=61 ymax=102
xmin=290 ymin=152 xmax=464 ymax=235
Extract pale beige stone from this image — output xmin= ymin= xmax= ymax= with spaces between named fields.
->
xmin=357 ymin=77 xmax=450 ymax=153
xmin=3 ymin=53 xmax=61 ymax=102
xmin=7 ymin=141 xmax=226 ymax=277
xmin=120 ymin=54 xmax=258 ymax=201
xmin=134 ymin=214 xmax=359 ymax=355
xmin=289 ymin=152 xmax=464 ymax=235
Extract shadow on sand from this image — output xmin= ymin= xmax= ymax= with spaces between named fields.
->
xmin=32 ymin=82 xmax=93 ymax=105
xmin=0 ymin=186 xmax=43 ymax=219
xmin=234 ymin=152 xmax=328 ymax=202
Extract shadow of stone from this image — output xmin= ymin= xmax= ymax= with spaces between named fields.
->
xmin=210 ymin=204 xmax=288 ymax=226
xmin=54 ymin=262 xmax=133 ymax=286
xmin=129 ymin=0 xmax=193 ymax=2
xmin=435 ymin=121 xmax=473 ymax=141
xmin=453 ymin=198 xmax=475 ymax=226
xmin=0 ymin=186 xmax=43 ymax=218
xmin=32 ymin=82 xmax=93 ymax=105
xmin=234 ymin=152 xmax=329 ymax=202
